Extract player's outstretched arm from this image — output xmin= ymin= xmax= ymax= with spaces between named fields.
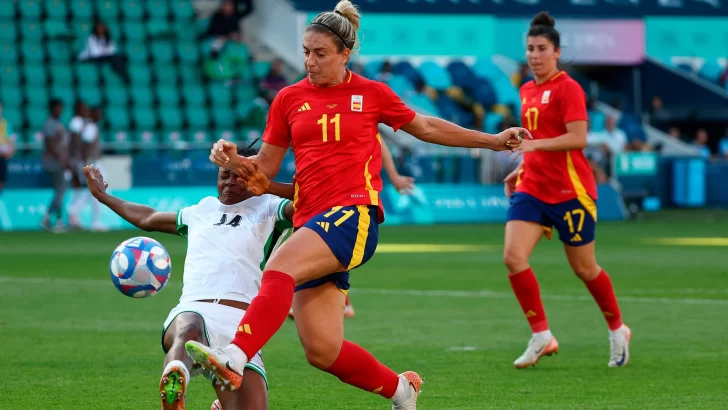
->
xmin=83 ymin=166 xmax=177 ymax=235
xmin=512 ymin=121 xmax=587 ymax=159
xmin=381 ymin=140 xmax=415 ymax=193
xmin=399 ymin=114 xmax=531 ymax=152
xmin=211 ymin=140 xmax=287 ymax=180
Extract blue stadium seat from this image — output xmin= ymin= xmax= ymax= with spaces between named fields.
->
xmin=392 ymin=61 xmax=421 ymax=86
xmin=418 ymin=61 xmax=452 ymax=90
xmin=484 ymin=112 xmax=504 ymax=134
xmin=386 ymin=75 xmax=414 ymax=97
xmin=406 ymin=94 xmax=440 ymax=117
xmin=447 ymin=61 xmax=477 ymax=90
xmin=473 ymin=78 xmax=497 ymax=107
xmin=589 ymin=110 xmax=606 ymax=133
xmin=698 ymin=60 xmax=723 ymax=84
xmin=363 ymin=60 xmax=383 ymax=79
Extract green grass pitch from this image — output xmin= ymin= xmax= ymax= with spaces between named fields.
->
xmin=1 ymin=212 xmax=727 ymax=409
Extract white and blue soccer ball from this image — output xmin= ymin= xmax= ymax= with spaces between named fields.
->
xmin=109 ymin=236 xmax=172 ymax=298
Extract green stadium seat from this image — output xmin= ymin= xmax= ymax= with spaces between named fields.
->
xmin=106 ymin=107 xmax=130 ymax=129
xmin=172 ymin=0 xmax=195 ymax=20
xmin=156 ymin=85 xmax=180 ymax=105
xmin=0 ymin=43 xmax=18 ymax=63
xmin=18 ymin=0 xmax=42 ymax=19
xmin=4 ymin=107 xmax=24 ymax=130
xmin=79 ymin=87 xmax=102 ymax=106
xmin=236 ymin=84 xmax=258 ymax=102
xmin=207 ymin=83 xmax=232 ymax=107
xmin=0 ymin=64 xmax=20 ymax=85
xmin=177 ymin=41 xmax=200 ymax=64
xmin=100 ymin=65 xmax=124 ymax=85
xmin=75 ymin=64 xmax=99 ymax=85
xmin=108 ymin=130 xmax=134 ymax=152
xmin=189 ymin=130 xmax=212 ymax=148
xmin=26 ymin=107 xmax=47 ymax=130
xmin=94 ymin=0 xmax=119 ymax=20
xmin=21 ymin=42 xmax=44 ymax=62
xmin=125 ymin=42 xmax=149 ymax=63
xmin=121 ymin=0 xmax=144 ymax=20
xmin=25 ymin=85 xmax=49 ymax=106
xmin=50 ymin=85 xmax=76 ymax=107
xmin=150 ymin=41 xmax=174 ymax=63
xmin=44 ymin=20 xmax=73 ymax=39
xmin=146 ymin=20 xmax=172 ymax=38
xmin=196 ymin=19 xmax=210 ymax=38
xmin=122 ymin=21 xmax=146 ymax=42
xmin=173 ymin=21 xmax=198 ymax=40
xmin=47 ymin=41 xmax=73 ymax=62
xmin=106 ymin=22 xmax=121 ymax=39
xmin=134 ymin=130 xmax=159 ymax=150
xmin=23 ymin=65 xmax=47 ymax=86
xmin=215 ymin=129 xmax=237 ymax=142
xmin=130 ymin=86 xmax=154 ymax=106
xmin=160 ymin=130 xmax=186 ymax=149
xmin=128 ymin=64 xmax=152 ymax=85
xmin=182 ymin=85 xmax=206 ymax=106
xmin=212 ymin=108 xmax=235 ymax=129
xmin=45 ymin=0 xmax=69 ymax=19
xmin=235 ymin=100 xmax=254 ymax=119
xmin=72 ymin=20 xmax=93 ymax=39
xmin=0 ymin=21 xmax=16 ymax=42
xmin=1 ymin=88 xmax=23 ymax=106
xmin=252 ymin=61 xmax=271 ymax=79
xmin=21 ymin=22 xmax=43 ymax=41
xmin=49 ymin=64 xmax=73 ymax=86
xmin=158 ymin=107 xmax=182 ymax=130
xmin=105 ymin=87 xmax=129 ymax=106
xmin=133 ymin=108 xmax=158 ymax=131
xmin=0 ymin=2 xmax=15 ymax=18
xmin=185 ymin=107 xmax=209 ymax=129
xmin=179 ymin=66 xmax=202 ymax=84
xmin=154 ymin=65 xmax=179 ymax=85
xmin=146 ymin=0 xmax=169 ymax=19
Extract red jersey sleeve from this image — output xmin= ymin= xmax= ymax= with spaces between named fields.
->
xmin=262 ymin=90 xmax=291 ymax=148
xmin=376 ymin=83 xmax=416 ymax=132
xmin=558 ymin=80 xmax=588 ymax=124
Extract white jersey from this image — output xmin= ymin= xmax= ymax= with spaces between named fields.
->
xmin=175 ymin=195 xmax=292 ymax=305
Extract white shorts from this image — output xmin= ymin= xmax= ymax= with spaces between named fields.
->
xmin=161 ymin=301 xmax=267 ymax=386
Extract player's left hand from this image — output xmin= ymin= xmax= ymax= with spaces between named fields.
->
xmin=236 ymin=158 xmax=270 ymax=196
xmin=82 ymin=165 xmax=108 ymax=198
xmin=391 ymin=174 xmax=416 ymax=194
xmin=494 ymin=127 xmax=532 ymax=152
xmin=508 ymin=139 xmax=539 ymax=160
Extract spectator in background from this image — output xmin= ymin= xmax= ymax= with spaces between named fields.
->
xmin=68 ymin=107 xmax=106 ymax=232
xmin=719 ymin=64 xmax=728 ymax=88
xmin=78 ymin=21 xmax=130 ymax=83
xmin=259 ymin=59 xmax=288 ymax=105
xmin=0 ymin=102 xmax=15 ymax=195
xmin=41 ymin=99 xmax=70 ymax=233
xmin=649 ymin=96 xmax=672 ymax=130
xmin=206 ymin=0 xmax=243 ymax=57
xmin=511 ymin=63 xmax=533 ymax=88
xmin=694 ymin=128 xmax=713 ymax=160
xmin=585 ymin=116 xmax=626 ymax=182
xmin=667 ymin=126 xmax=686 ymax=142
xmin=718 ymin=127 xmax=728 ymax=159
xmin=67 ymin=101 xmax=88 ymax=230
xmin=377 ymin=60 xmax=393 ymax=83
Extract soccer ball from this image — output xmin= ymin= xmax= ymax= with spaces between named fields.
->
xmin=109 ymin=236 xmax=172 ymax=298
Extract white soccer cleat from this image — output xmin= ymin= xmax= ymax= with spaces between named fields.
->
xmin=392 ymin=371 xmax=423 ymax=410
xmin=514 ymin=334 xmax=559 ymax=369
xmin=184 ymin=341 xmax=245 ymax=391
xmin=608 ymin=325 xmax=632 ymax=367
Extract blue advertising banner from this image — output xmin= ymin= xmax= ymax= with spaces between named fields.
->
xmin=0 ymin=184 xmax=627 ymax=231
xmin=293 ymin=0 xmax=728 ymax=17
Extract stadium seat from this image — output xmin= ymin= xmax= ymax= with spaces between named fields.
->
xmin=212 ymin=108 xmax=235 ymax=128
xmin=698 ymin=60 xmax=723 ymax=84
xmin=419 ymin=61 xmax=453 ymax=90
xmin=122 ymin=21 xmax=146 ymax=42
xmin=173 ymin=20 xmax=198 ymax=40
xmin=26 ymin=107 xmax=47 ymax=130
xmin=134 ymin=130 xmax=159 ymax=150
xmin=484 ymin=112 xmax=504 ymax=134
xmin=125 ymin=42 xmax=150 ymax=63
xmin=473 ymin=79 xmax=498 ymax=107
xmin=49 ymin=85 xmax=76 ymax=107
xmin=47 ymin=41 xmax=73 ymax=62
xmin=21 ymin=22 xmax=43 ymax=41
xmin=392 ymin=61 xmax=421 ymax=85
xmin=18 ymin=0 xmax=42 ymax=19
xmin=0 ymin=21 xmax=16 ymax=42
xmin=182 ymin=85 xmax=206 ymax=106
xmin=23 ymin=65 xmax=47 ymax=86
xmin=251 ymin=60 xmax=271 ymax=80
xmin=406 ymin=94 xmax=440 ymax=117
xmin=179 ymin=66 xmax=202 ymax=84
xmin=150 ymin=41 xmax=175 ymax=64
xmin=177 ymin=42 xmax=200 ymax=64
xmin=589 ymin=110 xmax=607 ymax=133
xmin=48 ymin=65 xmax=72 ymax=86
xmin=436 ymin=95 xmax=467 ymax=125
xmin=44 ymin=20 xmax=73 ymax=39
xmin=172 ymin=0 xmax=195 ymax=20
xmin=1 ymin=88 xmax=23 ymax=106
xmin=185 ymin=107 xmax=210 ymax=129
xmin=94 ymin=0 xmax=119 ymax=20
xmin=0 ymin=43 xmax=19 ymax=63
xmin=105 ymin=86 xmax=129 ymax=106
xmin=207 ymin=83 xmax=232 ymax=107
xmin=159 ymin=107 xmax=183 ymax=130
xmin=447 ymin=61 xmax=478 ymax=90
xmin=472 ymin=58 xmax=509 ymax=83
xmin=128 ymin=64 xmax=152 ymax=85
xmin=156 ymin=85 xmax=180 ymax=105
xmin=154 ymin=65 xmax=179 ymax=85
xmin=104 ymin=130 xmax=133 ymax=151
xmin=133 ymin=108 xmax=158 ymax=130
xmin=234 ymin=85 xmax=256 ymax=104
xmin=363 ymin=60 xmax=383 ymax=79
xmin=0 ymin=2 xmax=15 ymax=18
xmin=45 ymin=0 xmax=69 ymax=19
xmin=146 ymin=0 xmax=169 ymax=19
xmin=75 ymin=64 xmax=100 ymax=85
xmin=4 ymin=107 xmax=24 ymax=130
xmin=0 ymin=64 xmax=20 ymax=85
xmin=130 ymin=86 xmax=154 ymax=106
xmin=121 ymin=0 xmax=144 ymax=20
xmin=101 ymin=65 xmax=125 ymax=85
xmin=189 ymin=130 xmax=213 ymax=148
xmin=25 ymin=85 xmax=50 ymax=107
xmin=79 ymin=87 xmax=102 ymax=106
xmin=147 ymin=19 xmax=172 ymax=39
xmin=106 ymin=107 xmax=131 ymax=130
xmin=72 ymin=20 xmax=93 ymax=39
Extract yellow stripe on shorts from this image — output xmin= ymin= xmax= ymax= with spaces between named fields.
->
xmin=347 ymin=205 xmax=371 ymax=271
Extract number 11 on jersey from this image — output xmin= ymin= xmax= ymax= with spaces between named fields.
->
xmin=318 ymin=113 xmax=341 ymax=142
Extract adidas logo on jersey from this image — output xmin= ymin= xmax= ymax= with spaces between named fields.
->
xmin=570 ymin=234 xmax=583 ymax=243
xmin=317 ymin=221 xmax=330 ymax=232
xmin=298 ymin=102 xmax=311 ymax=112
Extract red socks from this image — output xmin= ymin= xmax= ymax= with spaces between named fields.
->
xmin=509 ymin=268 xmax=549 ymax=333
xmin=231 ymin=270 xmax=295 ymax=359
xmin=325 ymin=341 xmax=400 ymax=399
xmin=584 ymin=270 xmax=623 ymax=330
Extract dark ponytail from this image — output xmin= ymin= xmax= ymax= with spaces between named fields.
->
xmin=527 ymin=11 xmax=566 ymax=70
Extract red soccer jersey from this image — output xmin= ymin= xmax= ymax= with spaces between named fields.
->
xmin=515 ymin=71 xmax=596 ymax=204
xmin=263 ymin=71 xmax=416 ymax=228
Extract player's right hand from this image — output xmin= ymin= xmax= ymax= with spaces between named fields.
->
xmin=236 ymin=159 xmax=270 ymax=196
xmin=83 ymin=165 xmax=108 ymax=198
xmin=504 ymin=168 xmax=519 ymax=198
xmin=210 ymin=139 xmax=240 ymax=169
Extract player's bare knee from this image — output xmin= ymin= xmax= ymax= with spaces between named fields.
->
xmin=504 ymin=249 xmax=528 ymax=274
xmin=572 ymin=264 xmax=601 ymax=281
xmin=302 ymin=343 xmax=337 ymax=370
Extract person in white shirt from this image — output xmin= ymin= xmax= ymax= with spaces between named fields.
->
xmin=83 ymin=146 xmax=293 ymax=410
xmin=69 ymin=107 xmax=107 ymax=231
xmin=67 ymin=102 xmax=88 ymax=229
xmin=78 ymin=21 xmax=129 ymax=83
xmin=586 ymin=116 xmax=627 ymax=181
